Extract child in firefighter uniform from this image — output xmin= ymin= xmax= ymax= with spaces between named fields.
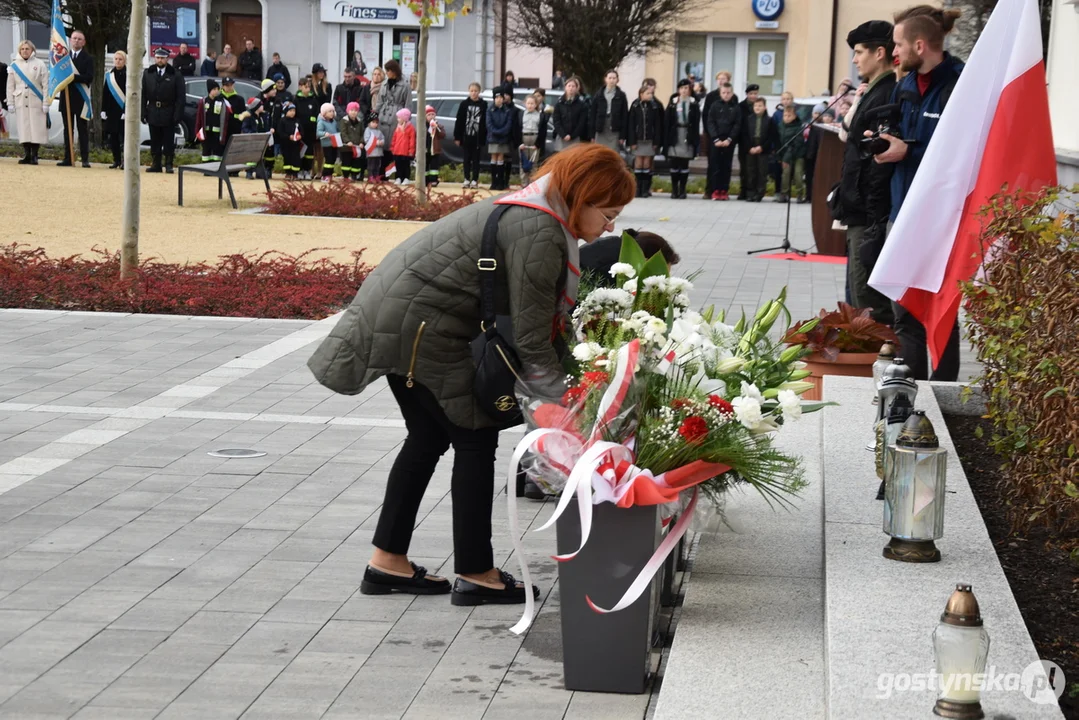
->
xmin=240 ymin=96 xmax=273 ymax=179
xmin=277 ymin=101 xmax=303 ymax=180
xmin=195 ymin=79 xmax=230 ymax=162
xmin=293 ymin=76 xmax=319 ymax=180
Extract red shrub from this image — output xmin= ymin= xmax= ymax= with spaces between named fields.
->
xmin=263 ymin=181 xmax=478 ymax=222
xmin=0 ymin=245 xmax=370 ymax=320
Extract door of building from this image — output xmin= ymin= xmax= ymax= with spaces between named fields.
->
xmin=222 ymin=14 xmax=262 ymax=57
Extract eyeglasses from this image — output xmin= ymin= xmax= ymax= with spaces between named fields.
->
xmin=593 ymin=205 xmax=620 ymax=227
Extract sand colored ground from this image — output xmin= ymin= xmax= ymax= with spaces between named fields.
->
xmin=0 ymin=157 xmax=490 ymax=266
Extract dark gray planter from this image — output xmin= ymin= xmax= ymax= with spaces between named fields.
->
xmin=555 ymin=502 xmax=662 ymax=694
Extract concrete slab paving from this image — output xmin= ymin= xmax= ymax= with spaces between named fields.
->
xmin=0 ymin=197 xmax=985 ymax=719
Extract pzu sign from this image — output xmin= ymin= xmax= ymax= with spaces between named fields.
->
xmin=752 ymin=0 xmax=784 ymax=22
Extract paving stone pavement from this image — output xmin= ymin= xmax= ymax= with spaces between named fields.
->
xmin=0 ymin=198 xmax=979 ymax=719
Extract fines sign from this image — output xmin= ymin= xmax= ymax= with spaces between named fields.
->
xmin=320 ymin=0 xmax=446 ymax=26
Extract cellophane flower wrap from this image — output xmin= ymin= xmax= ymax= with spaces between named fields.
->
xmin=507 ymin=233 xmax=828 ymax=634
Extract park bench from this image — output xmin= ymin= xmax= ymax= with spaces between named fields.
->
xmin=177 ymin=132 xmax=271 ymax=209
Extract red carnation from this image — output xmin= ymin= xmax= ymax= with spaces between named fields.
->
xmin=581 ymin=371 xmax=609 ymax=388
xmin=708 ymin=395 xmax=733 ymax=414
xmin=678 ymin=416 xmax=709 ymax=444
xmin=562 ymin=386 xmax=586 ymax=406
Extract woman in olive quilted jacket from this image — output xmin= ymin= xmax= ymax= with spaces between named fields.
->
xmin=308 ymin=144 xmax=634 ymax=606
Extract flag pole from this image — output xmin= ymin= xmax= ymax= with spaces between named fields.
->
xmin=63 ymin=86 xmax=75 ymax=165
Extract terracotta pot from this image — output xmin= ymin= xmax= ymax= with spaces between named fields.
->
xmin=801 ymin=351 xmax=878 ymax=400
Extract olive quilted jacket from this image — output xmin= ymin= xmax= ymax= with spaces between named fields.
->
xmin=307 ymin=197 xmax=570 ymax=429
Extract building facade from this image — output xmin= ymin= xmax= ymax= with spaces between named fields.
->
xmin=3 ymin=0 xmax=498 ymax=92
xmin=1046 ymin=0 xmax=1079 ymax=184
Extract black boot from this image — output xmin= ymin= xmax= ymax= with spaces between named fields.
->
xmin=109 ymin=153 xmax=121 ymax=169
xmin=645 ymin=171 xmax=654 ymax=198
xmin=634 ymin=170 xmax=645 ymax=198
xmin=30 ymin=145 xmax=40 ymax=165
xmin=165 ymin=157 xmax=174 ymax=174
xmin=18 ymin=144 xmax=32 ymax=164
xmin=146 ymin=156 xmax=162 ymax=173
xmin=669 ymin=175 xmax=678 ymax=198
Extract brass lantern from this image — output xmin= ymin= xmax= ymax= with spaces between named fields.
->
xmin=877 ymin=394 xmax=914 ymax=501
xmin=871 ymin=342 xmax=896 ymax=404
xmin=877 ymin=357 xmax=918 ymax=424
xmin=883 ymin=411 xmax=946 ymax=563
xmin=932 ymin=584 xmax=990 ymax=719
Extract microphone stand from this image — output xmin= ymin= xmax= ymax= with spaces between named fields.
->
xmin=746 ymin=89 xmax=851 ymax=257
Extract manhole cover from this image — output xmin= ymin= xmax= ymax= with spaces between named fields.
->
xmin=208 ymin=448 xmax=267 ymax=459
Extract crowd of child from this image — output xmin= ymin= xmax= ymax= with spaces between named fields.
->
xmin=190 ymin=64 xmax=845 ymax=197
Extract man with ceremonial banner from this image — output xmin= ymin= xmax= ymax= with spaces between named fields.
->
xmin=49 ymin=3 xmax=93 ymax=168
xmin=142 ymin=47 xmax=187 ymax=174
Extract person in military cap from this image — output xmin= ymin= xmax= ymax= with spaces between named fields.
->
xmin=141 ymin=47 xmax=187 ymax=173
xmin=834 ymin=19 xmax=898 ymax=325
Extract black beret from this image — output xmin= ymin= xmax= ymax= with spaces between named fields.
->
xmin=206 ymin=79 xmax=219 ymax=92
xmin=745 ymin=84 xmax=760 ymax=93
xmin=847 ymin=20 xmax=894 ymax=49
xmin=677 ymin=78 xmax=692 ymax=89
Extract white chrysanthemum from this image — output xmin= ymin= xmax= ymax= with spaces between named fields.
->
xmin=778 ymin=389 xmax=802 ymax=421
xmin=679 ymin=309 xmax=704 ymax=327
xmin=589 ymin=288 xmax=634 ymax=308
xmin=642 ymin=276 xmax=668 ymax=292
xmin=572 ymin=342 xmax=603 ymax=362
xmin=672 ymin=293 xmax=691 ymax=307
xmin=609 ymin=263 xmax=636 ymax=279
xmin=739 ymin=381 xmax=763 ymax=402
xmin=666 ymin=277 xmax=693 ymax=294
xmin=731 ymin=395 xmax=763 ymax=430
xmin=622 ymin=278 xmax=639 ymax=293
xmin=645 ymin=317 xmax=668 ymax=336
xmin=631 ymin=310 xmax=656 ymax=323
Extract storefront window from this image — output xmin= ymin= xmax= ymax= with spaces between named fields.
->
xmin=711 ymin=37 xmax=737 ymax=82
xmin=676 ymin=33 xmax=706 ymax=82
xmin=746 ymin=38 xmax=787 ymax=95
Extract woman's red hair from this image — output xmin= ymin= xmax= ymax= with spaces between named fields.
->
xmin=533 ymin=144 xmax=635 ymax=238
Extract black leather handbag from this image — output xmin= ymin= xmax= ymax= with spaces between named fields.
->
xmin=470 ymin=204 xmax=525 ymax=428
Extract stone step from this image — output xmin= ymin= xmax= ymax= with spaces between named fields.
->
xmin=654 ymin=412 xmax=826 ymax=719
xmin=822 ymin=376 xmax=1063 ymax=719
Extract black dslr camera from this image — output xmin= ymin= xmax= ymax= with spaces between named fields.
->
xmin=859 ymin=103 xmax=901 ymax=158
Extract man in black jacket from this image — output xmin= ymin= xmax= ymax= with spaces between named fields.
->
xmin=238 ymin=40 xmax=263 ymax=81
xmin=837 ymin=20 xmax=898 ymax=325
xmin=142 ymin=47 xmax=187 ymax=173
xmin=266 ymin=53 xmax=292 ymax=89
xmin=173 ymin=43 xmax=196 ymax=77
xmin=333 ymin=69 xmax=370 ymax=120
xmin=58 ymin=30 xmax=94 ymax=167
xmin=734 ymin=84 xmax=759 ymax=199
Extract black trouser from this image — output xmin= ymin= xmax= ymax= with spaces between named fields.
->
xmin=367 ymin=155 xmax=384 ymax=180
xmin=149 ymin=123 xmax=175 ymax=163
xmin=321 ymin=146 xmax=338 ymax=177
xmin=301 ymin=126 xmax=317 ymax=173
xmin=394 ymin=155 xmax=412 ymax=181
xmin=736 ymin=146 xmax=748 ymax=198
xmin=804 ymin=155 xmax=816 ymax=201
xmin=709 ymin=144 xmax=734 ymax=192
xmin=201 ymin=134 xmax=223 ymax=161
xmin=280 ymin=142 xmax=301 ymax=176
xmin=107 ymin=122 xmax=122 ymax=164
xmin=703 ymin=136 xmax=714 ymax=195
xmin=743 ymin=153 xmax=768 ymax=199
xmin=374 ymin=375 xmax=500 ymax=574
xmin=462 ymin=142 xmax=481 ymax=182
xmin=891 ymin=302 xmax=961 ymax=381
xmin=60 ymin=93 xmax=89 ymax=162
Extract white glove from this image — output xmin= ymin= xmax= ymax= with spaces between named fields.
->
xmin=101 ymin=111 xmax=107 ymax=120
xmin=42 ymin=104 xmax=50 ymax=115
xmin=121 ymin=113 xmax=125 ymax=120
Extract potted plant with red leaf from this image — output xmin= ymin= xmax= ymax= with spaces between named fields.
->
xmin=784 ymin=302 xmax=898 ymax=400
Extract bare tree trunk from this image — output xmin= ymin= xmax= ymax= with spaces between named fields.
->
xmin=414 ymin=22 xmax=428 ymax=205
xmin=120 ymin=0 xmax=146 ymax=280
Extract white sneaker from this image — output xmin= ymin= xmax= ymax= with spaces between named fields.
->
xmin=402 ymin=178 xmax=413 ymax=185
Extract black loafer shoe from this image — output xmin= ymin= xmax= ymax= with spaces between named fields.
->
xmin=451 ymin=570 xmax=540 ymax=606
xmin=522 ymin=480 xmax=546 ymax=501
xmin=360 ymin=562 xmax=450 ymax=596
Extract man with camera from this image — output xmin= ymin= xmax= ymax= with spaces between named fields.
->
xmin=835 ymin=20 xmax=897 ymax=325
xmin=869 ymin=5 xmax=964 ymax=381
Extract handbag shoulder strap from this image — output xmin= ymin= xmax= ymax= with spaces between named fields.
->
xmin=478 ymin=204 xmax=510 ymax=333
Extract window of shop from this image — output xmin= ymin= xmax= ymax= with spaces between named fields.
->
xmin=675 ymin=32 xmax=788 ymax=99
xmin=22 ymin=20 xmax=49 ymax=51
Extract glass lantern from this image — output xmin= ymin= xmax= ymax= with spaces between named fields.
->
xmin=877 ymin=394 xmax=914 ymax=501
xmin=877 ymin=357 xmax=918 ymax=424
xmin=883 ymin=411 xmax=946 ymax=563
xmin=871 ymin=342 xmax=896 ymax=404
xmin=932 ymin=584 xmax=990 ymax=719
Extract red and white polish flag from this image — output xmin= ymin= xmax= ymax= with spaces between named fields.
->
xmin=868 ymin=0 xmax=1057 ymax=368
xmin=328 ymin=133 xmax=345 ymax=148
